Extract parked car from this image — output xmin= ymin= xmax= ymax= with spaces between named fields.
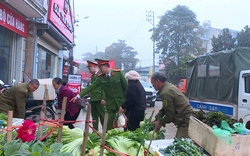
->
xmin=140 ymin=81 xmax=157 ymax=107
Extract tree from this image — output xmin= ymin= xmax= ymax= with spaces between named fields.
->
xmin=211 ymin=28 xmax=236 ymax=52
xmin=81 ymin=52 xmax=107 ymax=61
xmin=165 ymin=55 xmax=194 ymax=84
xmin=80 ymin=40 xmax=138 ymax=72
xmin=151 ymin=5 xmax=205 ymax=67
xmin=104 ymin=40 xmax=138 ymax=72
xmin=236 ymin=25 xmax=250 ymax=47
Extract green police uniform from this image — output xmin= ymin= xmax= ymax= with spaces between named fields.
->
xmin=90 ymin=70 xmax=105 ymax=130
xmin=79 ymin=69 xmax=128 ymax=130
xmin=0 ymin=83 xmax=31 ymax=118
xmin=155 ymin=82 xmax=193 ymax=138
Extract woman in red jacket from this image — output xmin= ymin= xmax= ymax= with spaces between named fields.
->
xmin=52 ymin=77 xmax=81 ymax=129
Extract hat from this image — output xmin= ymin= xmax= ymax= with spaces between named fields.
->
xmin=125 ymin=70 xmax=141 ymax=80
xmin=95 ymin=58 xmax=110 ymax=66
xmin=87 ymin=60 xmax=97 ymax=67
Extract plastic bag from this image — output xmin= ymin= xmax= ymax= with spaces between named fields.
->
xmin=113 ymin=113 xmax=127 ymax=128
xmin=233 ymin=123 xmax=250 ymax=135
xmin=212 ymin=125 xmax=232 ymax=145
xmin=220 ymin=120 xmax=236 ymax=133
xmin=77 ymin=97 xmax=88 ymax=109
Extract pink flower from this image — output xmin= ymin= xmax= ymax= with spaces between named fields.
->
xmin=17 ymin=120 xmax=36 ymax=142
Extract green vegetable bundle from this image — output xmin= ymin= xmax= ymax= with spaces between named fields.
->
xmin=193 ymin=110 xmax=240 ymax=128
xmin=159 ymin=138 xmax=204 ymax=156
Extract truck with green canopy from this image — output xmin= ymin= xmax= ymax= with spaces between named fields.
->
xmin=186 ymin=47 xmax=250 ymax=128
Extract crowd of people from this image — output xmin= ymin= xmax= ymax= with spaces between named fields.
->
xmin=0 ymin=58 xmax=193 ymax=138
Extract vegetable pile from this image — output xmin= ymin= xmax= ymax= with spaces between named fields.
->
xmin=193 ymin=110 xmax=241 ymax=127
xmin=0 ymin=113 xmax=7 ymax=127
xmin=0 ymin=114 xmax=165 ymax=156
xmin=159 ymin=138 xmax=204 ymax=156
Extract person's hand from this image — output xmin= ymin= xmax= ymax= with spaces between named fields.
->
xmin=0 ymin=88 xmax=6 ymax=94
xmin=119 ymin=107 xmax=124 ymax=113
xmin=58 ymin=113 xmax=61 ymax=120
xmin=101 ymin=99 xmax=106 ymax=105
xmin=153 ymin=120 xmax=162 ymax=132
xmin=70 ymin=96 xmax=77 ymax=102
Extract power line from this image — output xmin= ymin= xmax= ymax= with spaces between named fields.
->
xmin=123 ymin=15 xmax=147 ymax=42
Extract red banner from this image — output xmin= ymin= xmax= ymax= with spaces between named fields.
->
xmin=63 ymin=65 xmax=68 ymax=75
xmin=109 ymin=60 xmax=115 ymax=68
xmin=0 ymin=2 xmax=27 ymax=37
xmin=48 ymin=0 xmax=74 ymax=43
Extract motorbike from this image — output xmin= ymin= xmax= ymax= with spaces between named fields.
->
xmin=0 ymin=80 xmax=12 ymax=93
xmin=25 ymin=96 xmax=57 ymax=123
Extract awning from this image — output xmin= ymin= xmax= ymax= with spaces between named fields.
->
xmin=4 ymin=0 xmax=46 ymax=18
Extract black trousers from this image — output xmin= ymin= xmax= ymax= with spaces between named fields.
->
xmin=126 ymin=110 xmax=145 ymax=131
xmin=64 ymin=110 xmax=81 ymax=129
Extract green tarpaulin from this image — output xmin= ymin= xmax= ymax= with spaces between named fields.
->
xmin=186 ymin=47 xmax=250 ymax=104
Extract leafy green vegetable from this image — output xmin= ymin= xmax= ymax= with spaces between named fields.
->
xmin=193 ymin=110 xmax=239 ymax=128
xmin=0 ymin=140 xmax=72 ymax=156
xmin=159 ymin=138 xmax=204 ymax=156
xmin=105 ymin=136 xmax=144 ymax=156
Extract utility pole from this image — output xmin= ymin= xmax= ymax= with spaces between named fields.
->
xmin=146 ymin=10 xmax=155 ymax=74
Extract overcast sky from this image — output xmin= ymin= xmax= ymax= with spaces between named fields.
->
xmin=73 ymin=0 xmax=250 ymax=67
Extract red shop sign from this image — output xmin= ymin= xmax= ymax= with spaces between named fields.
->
xmin=48 ymin=0 xmax=74 ymax=43
xmin=0 ymin=2 xmax=28 ymax=37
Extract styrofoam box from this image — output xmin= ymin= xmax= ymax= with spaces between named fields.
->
xmin=32 ymin=78 xmax=56 ymax=100
xmin=144 ymin=139 xmax=174 ymax=156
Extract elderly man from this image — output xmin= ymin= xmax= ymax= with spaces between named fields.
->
xmin=0 ymin=79 xmax=39 ymax=118
xmin=151 ymin=72 xmax=193 ymax=138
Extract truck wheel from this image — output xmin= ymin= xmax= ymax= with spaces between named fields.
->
xmin=246 ymin=121 xmax=250 ymax=129
xmin=150 ymin=102 xmax=155 ymax=107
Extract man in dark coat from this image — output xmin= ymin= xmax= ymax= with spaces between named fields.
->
xmin=0 ymin=79 xmax=40 ymax=118
xmin=52 ymin=77 xmax=81 ymax=129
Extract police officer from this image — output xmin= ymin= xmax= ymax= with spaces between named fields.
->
xmin=71 ymin=59 xmax=128 ymax=130
xmin=86 ymin=60 xmax=105 ymax=131
xmin=151 ymin=72 xmax=193 ymax=138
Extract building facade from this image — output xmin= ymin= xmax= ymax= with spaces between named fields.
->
xmin=0 ymin=0 xmax=76 ymax=83
xmin=201 ymin=20 xmax=238 ymax=53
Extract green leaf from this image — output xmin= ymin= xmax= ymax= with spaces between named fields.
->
xmin=31 ymin=141 xmax=46 ymax=155
xmin=50 ymin=143 xmax=63 ymax=153
xmin=2 ymin=140 xmax=22 ymax=156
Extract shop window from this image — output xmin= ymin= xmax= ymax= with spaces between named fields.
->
xmin=37 ymin=46 xmax=55 ymax=79
xmin=0 ymin=26 xmax=13 ymax=83
xmin=208 ymin=63 xmax=220 ymax=77
xmin=197 ymin=64 xmax=206 ymax=77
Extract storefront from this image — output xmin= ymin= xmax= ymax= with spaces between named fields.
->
xmin=33 ymin=0 xmax=74 ymax=79
xmin=0 ymin=2 xmax=27 ymax=83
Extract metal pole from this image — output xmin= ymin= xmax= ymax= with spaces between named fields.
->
xmin=146 ymin=10 xmax=155 ymax=74
xmin=152 ymin=11 xmax=155 ymax=74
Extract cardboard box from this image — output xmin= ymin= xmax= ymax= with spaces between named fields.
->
xmin=188 ymin=116 xmax=250 ymax=156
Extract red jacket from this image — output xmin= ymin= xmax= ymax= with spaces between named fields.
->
xmin=57 ymin=85 xmax=80 ymax=116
